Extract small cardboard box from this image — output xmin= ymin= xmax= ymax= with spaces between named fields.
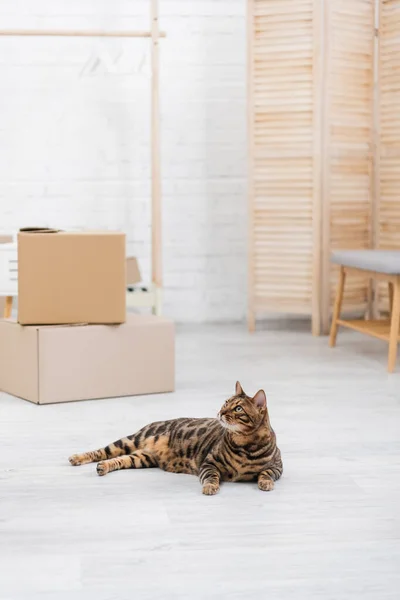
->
xmin=0 ymin=314 xmax=174 ymax=404
xmin=126 ymin=257 xmax=141 ymax=285
xmin=18 ymin=228 xmax=126 ymax=325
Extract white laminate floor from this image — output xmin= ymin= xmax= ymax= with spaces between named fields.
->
xmin=1 ymin=321 xmax=400 ymax=600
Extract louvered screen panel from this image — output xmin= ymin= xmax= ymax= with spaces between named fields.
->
xmin=248 ymin=0 xmax=315 ymax=326
xmin=378 ymin=0 xmax=400 ymax=311
xmin=322 ymin=0 xmax=375 ymax=330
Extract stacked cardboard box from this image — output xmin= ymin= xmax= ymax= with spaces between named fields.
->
xmin=0 ymin=228 xmax=174 ymax=404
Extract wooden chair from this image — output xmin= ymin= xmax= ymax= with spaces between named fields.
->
xmin=329 ymin=250 xmax=400 ymax=373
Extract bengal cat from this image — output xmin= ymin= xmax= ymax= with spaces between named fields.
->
xmin=69 ymin=382 xmax=282 ymax=495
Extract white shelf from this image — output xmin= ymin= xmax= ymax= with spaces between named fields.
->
xmin=126 ymin=284 xmax=162 ymax=316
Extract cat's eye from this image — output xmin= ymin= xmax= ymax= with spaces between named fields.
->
xmin=234 ymin=406 xmax=243 ymax=413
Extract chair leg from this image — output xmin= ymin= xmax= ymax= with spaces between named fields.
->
xmin=329 ymin=267 xmax=346 ymax=348
xmin=248 ymin=309 xmax=255 ymax=333
xmin=4 ymin=296 xmax=13 ymax=319
xmin=388 ymin=282 xmax=394 ymax=318
xmin=388 ymin=278 xmax=400 ymax=373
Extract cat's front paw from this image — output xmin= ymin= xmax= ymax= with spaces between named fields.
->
xmin=202 ymin=483 xmax=219 ymax=496
xmin=258 ymin=478 xmax=274 ymax=491
xmin=96 ymin=461 xmax=109 ymax=477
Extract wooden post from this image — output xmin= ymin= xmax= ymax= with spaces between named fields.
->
xmin=247 ymin=0 xmax=255 ymax=333
xmin=372 ymin=6 xmax=381 ymax=318
xmin=312 ymin=0 xmax=323 ymax=336
xmin=151 ymin=0 xmax=162 ymax=292
xmin=321 ymin=0 xmax=331 ymax=336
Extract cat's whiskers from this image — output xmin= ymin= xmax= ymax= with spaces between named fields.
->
xmin=219 ymin=415 xmax=241 ymax=433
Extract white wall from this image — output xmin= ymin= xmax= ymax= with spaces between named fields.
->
xmin=0 ymin=0 xmax=247 ymax=322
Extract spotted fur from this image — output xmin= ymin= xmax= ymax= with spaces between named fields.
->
xmin=69 ymin=382 xmax=282 ymax=495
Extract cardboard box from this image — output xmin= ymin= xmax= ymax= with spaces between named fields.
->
xmin=0 ymin=314 xmax=174 ymax=404
xmin=0 ymin=235 xmax=14 ymax=316
xmin=18 ymin=228 xmax=126 ymax=325
xmin=126 ymin=257 xmax=141 ymax=285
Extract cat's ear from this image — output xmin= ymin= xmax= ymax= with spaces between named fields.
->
xmin=235 ymin=381 xmax=244 ymax=396
xmin=253 ymin=389 xmax=267 ymax=409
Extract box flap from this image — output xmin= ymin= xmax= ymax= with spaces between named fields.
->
xmin=19 ymin=227 xmax=61 ymax=234
xmin=5 ymin=314 xmax=171 ymax=329
xmin=2 ymin=318 xmax=88 ymax=330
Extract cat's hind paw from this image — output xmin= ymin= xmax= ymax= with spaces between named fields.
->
xmin=96 ymin=461 xmax=109 ymax=476
xmin=69 ymin=454 xmax=85 ymax=466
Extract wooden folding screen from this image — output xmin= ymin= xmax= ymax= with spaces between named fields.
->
xmin=321 ymin=0 xmax=375 ymax=332
xmin=248 ymin=0 xmax=376 ymax=334
xmin=247 ymin=0 xmax=316 ymax=331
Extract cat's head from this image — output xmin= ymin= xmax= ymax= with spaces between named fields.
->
xmin=218 ymin=381 xmax=270 ymax=435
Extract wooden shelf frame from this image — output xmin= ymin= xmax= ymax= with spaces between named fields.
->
xmin=247 ymin=0 xmax=377 ymax=335
xmin=0 ymin=30 xmax=166 ymax=38
xmin=0 ymin=0 xmax=165 ymax=315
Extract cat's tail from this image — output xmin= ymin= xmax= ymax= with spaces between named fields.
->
xmin=69 ymin=434 xmax=139 ymax=466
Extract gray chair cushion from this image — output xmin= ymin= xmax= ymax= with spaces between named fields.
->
xmin=331 ymin=250 xmax=400 ymax=275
